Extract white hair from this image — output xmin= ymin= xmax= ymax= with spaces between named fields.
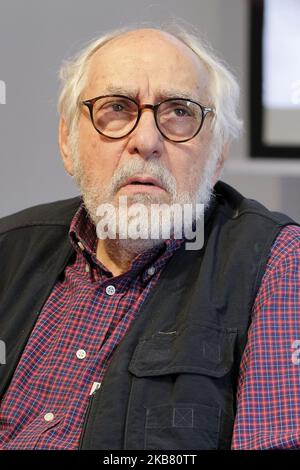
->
xmin=58 ymin=21 xmax=243 ymax=151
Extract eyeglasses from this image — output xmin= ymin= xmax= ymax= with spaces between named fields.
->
xmin=81 ymin=94 xmax=215 ymax=143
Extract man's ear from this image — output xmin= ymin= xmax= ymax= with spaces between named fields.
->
xmin=58 ymin=117 xmax=75 ymax=176
xmin=211 ymin=142 xmax=229 ymax=186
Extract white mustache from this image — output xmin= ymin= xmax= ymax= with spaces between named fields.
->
xmin=110 ymin=159 xmax=177 ymax=196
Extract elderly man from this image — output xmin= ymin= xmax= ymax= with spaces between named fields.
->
xmin=0 ymin=25 xmax=299 ymax=450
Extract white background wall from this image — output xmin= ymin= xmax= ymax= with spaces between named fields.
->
xmin=0 ymin=0 xmax=299 ymax=220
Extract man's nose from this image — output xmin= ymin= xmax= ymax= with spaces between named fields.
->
xmin=126 ymin=107 xmax=164 ymax=159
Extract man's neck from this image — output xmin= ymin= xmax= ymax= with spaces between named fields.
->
xmin=96 ymin=238 xmax=165 ymax=277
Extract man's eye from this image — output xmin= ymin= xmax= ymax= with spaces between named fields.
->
xmin=111 ymin=103 xmax=124 ymax=112
xmin=173 ymin=107 xmax=191 ymax=117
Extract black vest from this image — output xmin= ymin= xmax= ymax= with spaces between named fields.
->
xmin=0 ymin=181 xmax=298 ymax=449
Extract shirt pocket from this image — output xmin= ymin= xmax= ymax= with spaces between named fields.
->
xmin=127 ymin=323 xmax=237 ymax=450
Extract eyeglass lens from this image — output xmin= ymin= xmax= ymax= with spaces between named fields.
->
xmin=91 ymin=96 xmax=203 ymax=140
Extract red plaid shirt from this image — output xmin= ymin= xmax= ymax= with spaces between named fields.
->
xmin=232 ymin=224 xmax=300 ymax=449
xmin=0 ymin=204 xmax=184 ymax=449
xmin=0 ymin=204 xmax=299 ymax=450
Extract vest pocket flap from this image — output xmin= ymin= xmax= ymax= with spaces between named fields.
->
xmin=129 ymin=325 xmax=237 ymax=378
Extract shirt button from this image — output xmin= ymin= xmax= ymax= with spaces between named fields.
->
xmin=106 ymin=285 xmax=116 ymax=296
xmin=147 ymin=266 xmax=156 ymax=276
xmin=44 ymin=412 xmax=55 ymax=422
xmin=78 ymin=241 xmax=85 ymax=251
xmin=85 ymin=263 xmax=90 ymax=273
xmin=76 ymin=349 xmax=87 ymax=360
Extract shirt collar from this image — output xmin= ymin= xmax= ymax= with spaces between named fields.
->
xmin=69 ymin=204 xmax=98 ymax=258
xmin=68 ymin=203 xmax=184 ymax=280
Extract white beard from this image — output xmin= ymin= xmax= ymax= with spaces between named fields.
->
xmin=70 ymin=135 xmax=220 ymax=255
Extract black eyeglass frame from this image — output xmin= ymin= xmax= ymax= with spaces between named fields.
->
xmin=81 ymin=94 xmax=215 ymax=143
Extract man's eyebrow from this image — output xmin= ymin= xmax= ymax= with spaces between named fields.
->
xmin=156 ymin=89 xmax=199 ymax=101
xmin=102 ymin=85 xmax=200 ymax=102
xmin=103 ymin=85 xmax=138 ymax=99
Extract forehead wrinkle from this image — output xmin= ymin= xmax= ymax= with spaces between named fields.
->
xmin=89 ymin=83 xmax=205 ymax=104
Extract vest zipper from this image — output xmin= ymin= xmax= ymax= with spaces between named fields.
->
xmin=78 ymin=382 xmax=102 ymax=449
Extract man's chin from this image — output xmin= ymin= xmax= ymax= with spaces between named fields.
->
xmin=103 ymin=235 xmax=166 ymax=256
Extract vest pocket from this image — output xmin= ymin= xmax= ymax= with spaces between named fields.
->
xmin=144 ymin=402 xmax=220 ymax=450
xmin=127 ymin=324 xmax=237 ymax=450
xmin=129 ymin=323 xmax=237 ymax=378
